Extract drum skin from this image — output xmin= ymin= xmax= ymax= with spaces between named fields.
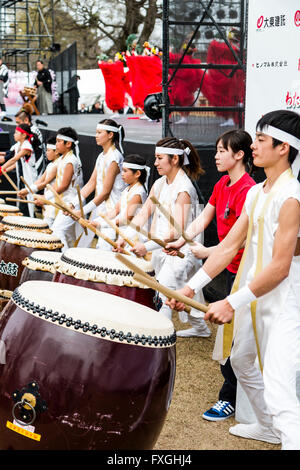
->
xmin=0 ymin=241 xmax=59 ymax=291
xmin=0 ymin=301 xmax=176 ymax=450
xmin=19 ymin=267 xmax=54 ymax=284
xmin=53 ymin=271 xmax=157 ymax=310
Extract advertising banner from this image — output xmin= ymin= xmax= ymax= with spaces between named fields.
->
xmin=245 ymin=0 xmax=300 ymax=137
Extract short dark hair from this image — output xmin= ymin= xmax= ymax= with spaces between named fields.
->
xmin=256 ymin=110 xmax=300 ymax=164
xmin=57 ymin=127 xmax=78 ymax=150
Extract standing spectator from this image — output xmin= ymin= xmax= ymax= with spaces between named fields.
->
xmin=34 ymin=59 xmax=53 ymax=115
xmin=0 ymin=56 xmax=9 ymax=119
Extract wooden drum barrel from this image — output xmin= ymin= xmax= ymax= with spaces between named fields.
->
xmin=53 ymin=248 xmax=157 ymax=309
xmin=0 ymin=281 xmax=176 ymax=450
xmin=0 ymin=230 xmax=63 ymax=291
xmin=19 ymin=251 xmax=62 ymax=284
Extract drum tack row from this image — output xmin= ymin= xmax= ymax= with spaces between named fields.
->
xmin=0 ymin=204 xmax=176 ymax=450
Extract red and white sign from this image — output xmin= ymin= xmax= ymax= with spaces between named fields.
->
xmin=245 ymin=0 xmax=300 ymax=137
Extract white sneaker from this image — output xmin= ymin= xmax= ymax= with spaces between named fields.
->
xmin=176 ymin=325 xmax=211 ymax=338
xmin=229 ymin=423 xmax=281 ymax=444
xmin=175 ymin=116 xmax=188 ymax=124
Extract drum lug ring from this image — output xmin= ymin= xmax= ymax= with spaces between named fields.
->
xmin=12 ymin=381 xmax=47 ymax=426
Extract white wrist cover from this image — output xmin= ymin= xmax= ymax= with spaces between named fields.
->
xmin=144 ymin=240 xmax=161 ymax=252
xmin=83 ymin=200 xmax=96 ymax=215
xmin=227 ymin=285 xmax=257 ymax=310
xmin=30 ymin=184 xmax=38 ymax=193
xmin=187 ymin=268 xmax=212 ymax=294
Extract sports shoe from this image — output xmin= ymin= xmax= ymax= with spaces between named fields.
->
xmin=229 ymin=423 xmax=281 ymax=444
xmin=202 ymin=400 xmax=235 ymax=421
xmin=176 ymin=325 xmax=211 ymax=338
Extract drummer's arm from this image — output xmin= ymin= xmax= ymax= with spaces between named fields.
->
xmin=1 ymin=149 xmax=30 ymax=173
xmin=54 ymin=163 xmax=74 ymax=194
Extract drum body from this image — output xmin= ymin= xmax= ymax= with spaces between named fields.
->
xmin=19 ymin=251 xmax=62 ymax=284
xmin=0 ymin=216 xmax=51 ymax=235
xmin=53 ymin=248 xmax=157 ymax=309
xmin=0 ymin=290 xmax=12 ymax=312
xmin=0 ymin=204 xmax=23 ymax=222
xmin=0 ymin=281 xmax=176 ymax=450
xmin=0 ymin=230 xmax=63 ymax=291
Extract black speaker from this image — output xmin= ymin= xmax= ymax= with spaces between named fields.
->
xmin=144 ymin=93 xmax=163 ymax=121
xmin=0 ymin=132 xmax=10 ymax=151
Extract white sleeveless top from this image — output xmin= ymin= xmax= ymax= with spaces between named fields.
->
xmin=55 ymin=151 xmax=83 ymax=205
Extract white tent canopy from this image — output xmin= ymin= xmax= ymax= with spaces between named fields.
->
xmin=77 ymin=68 xmax=106 ymax=110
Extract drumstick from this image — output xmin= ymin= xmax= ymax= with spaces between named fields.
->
xmin=20 ymin=176 xmax=34 ymax=195
xmin=2 ymin=171 xmax=19 ymax=192
xmin=45 ymin=185 xmax=132 ymax=255
xmin=116 ymin=253 xmax=209 ymax=315
xmin=0 ymin=190 xmax=19 ymax=195
xmin=6 ymin=197 xmax=36 ymax=205
xmin=150 ymin=195 xmax=195 ymax=245
xmin=76 ymin=185 xmax=87 ymax=235
xmin=128 ymin=221 xmax=185 ymax=259
xmin=115 ymin=253 xmax=191 ymax=314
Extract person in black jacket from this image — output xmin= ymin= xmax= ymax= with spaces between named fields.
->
xmin=34 ymin=60 xmax=53 ymax=115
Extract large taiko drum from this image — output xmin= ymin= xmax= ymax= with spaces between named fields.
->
xmin=19 ymin=251 xmax=62 ymax=284
xmin=0 ymin=280 xmax=176 ymax=450
xmin=53 ymin=248 xmax=157 ymax=309
xmin=0 ymin=216 xmax=51 ymax=235
xmin=0 ymin=230 xmax=63 ymax=291
xmin=0 ymin=204 xmax=23 ymax=221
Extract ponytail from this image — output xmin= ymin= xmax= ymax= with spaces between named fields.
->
xmin=155 ymin=137 xmax=205 ymax=180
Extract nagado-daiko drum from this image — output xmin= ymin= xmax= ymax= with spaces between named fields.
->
xmin=0 ymin=216 xmax=52 ymax=235
xmin=53 ymin=248 xmax=157 ymax=309
xmin=0 ymin=281 xmax=176 ymax=450
xmin=19 ymin=251 xmax=62 ymax=284
xmin=0 ymin=230 xmax=63 ymax=291
xmin=0 ymin=204 xmax=23 ymax=221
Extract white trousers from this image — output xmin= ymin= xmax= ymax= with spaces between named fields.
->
xmin=263 ymin=286 xmax=300 ymax=450
xmin=51 ymin=212 xmax=77 ymax=253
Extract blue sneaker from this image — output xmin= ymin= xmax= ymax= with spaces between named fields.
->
xmin=202 ymin=400 xmax=235 ymax=421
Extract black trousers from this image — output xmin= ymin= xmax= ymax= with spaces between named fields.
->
xmin=218 ymin=269 xmax=237 ymax=405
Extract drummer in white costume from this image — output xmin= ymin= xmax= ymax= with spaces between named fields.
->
xmin=167 ymin=110 xmax=300 ymax=450
xmin=91 ymin=154 xmax=148 ymax=247
xmin=1 ymin=124 xmax=40 ymax=217
xmin=71 ymin=119 xmax=126 ymax=250
xmin=117 ymin=137 xmax=210 ymax=337
xmin=18 ymin=136 xmax=60 ymax=228
xmin=50 ymin=127 xmax=83 ymax=251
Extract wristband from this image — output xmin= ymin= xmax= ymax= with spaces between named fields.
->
xmin=226 ymin=285 xmax=257 ymax=310
xmin=144 ymin=240 xmax=161 ymax=252
xmin=82 ymin=200 xmax=96 ymax=215
xmin=187 ymin=268 xmax=212 ymax=294
xmin=30 ymin=184 xmax=38 ymax=194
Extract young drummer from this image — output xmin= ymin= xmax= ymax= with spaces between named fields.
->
xmin=0 ymin=123 xmax=40 ymax=217
xmin=50 ymin=127 xmax=83 ymax=250
xmin=167 ymin=110 xmax=300 ymax=449
xmin=18 ymin=136 xmax=60 ymax=227
xmin=91 ymin=153 xmax=148 ymax=247
xmin=71 ymin=119 xmax=126 ymax=249
xmin=166 ymin=130 xmax=256 ymax=421
xmin=117 ymin=137 xmax=210 ymax=336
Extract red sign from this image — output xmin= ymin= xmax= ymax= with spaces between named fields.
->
xmin=295 ymin=10 xmax=300 ymax=27
xmin=257 ymin=15 xmax=264 ymax=28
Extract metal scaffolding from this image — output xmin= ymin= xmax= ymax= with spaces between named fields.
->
xmin=0 ymin=0 xmax=55 ymax=72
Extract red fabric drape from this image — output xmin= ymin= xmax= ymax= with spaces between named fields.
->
xmin=126 ymin=55 xmax=162 ymax=109
xmin=168 ymin=53 xmax=205 ymax=107
xmin=98 ymin=61 xmax=130 ymax=111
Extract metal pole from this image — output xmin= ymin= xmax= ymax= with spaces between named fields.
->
xmin=162 ymin=0 xmax=169 ymax=138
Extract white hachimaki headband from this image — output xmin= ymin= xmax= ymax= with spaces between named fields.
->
xmin=123 ymin=162 xmax=151 ymax=186
xmin=47 ymin=144 xmax=56 ymax=150
xmin=57 ymin=134 xmax=80 ymax=160
xmin=260 ymin=125 xmax=300 ymax=177
xmin=155 ymin=146 xmax=190 ymax=165
xmin=97 ymin=123 xmax=124 ymax=153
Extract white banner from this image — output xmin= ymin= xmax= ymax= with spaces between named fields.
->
xmin=245 ymin=0 xmax=300 ymax=138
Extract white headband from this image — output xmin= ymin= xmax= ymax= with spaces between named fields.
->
xmin=47 ymin=144 xmax=56 ymax=150
xmin=155 ymin=146 xmax=190 ymax=165
xmin=57 ymin=133 xmax=80 ymax=160
xmin=260 ymin=125 xmax=300 ymax=177
xmin=123 ymin=162 xmax=151 ymax=187
xmin=97 ymin=123 xmax=124 ymax=153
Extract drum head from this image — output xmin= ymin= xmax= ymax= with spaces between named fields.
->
xmin=0 ymin=204 xmax=23 ymax=217
xmin=22 ymin=251 xmax=62 ymax=274
xmin=0 ymin=216 xmax=51 ymax=233
xmin=0 ymin=230 xmax=63 ymax=250
xmin=56 ymin=248 xmax=154 ymax=288
xmin=13 ymin=281 xmax=176 ymax=348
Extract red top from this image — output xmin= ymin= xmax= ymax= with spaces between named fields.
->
xmin=208 ymin=173 xmax=256 ymax=273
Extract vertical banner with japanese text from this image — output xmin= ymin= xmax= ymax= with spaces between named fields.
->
xmin=245 ymin=0 xmax=300 ymax=137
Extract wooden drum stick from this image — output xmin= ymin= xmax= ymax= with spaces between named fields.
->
xmin=2 ymin=171 xmax=19 ymax=191
xmin=76 ymin=185 xmax=87 ymax=235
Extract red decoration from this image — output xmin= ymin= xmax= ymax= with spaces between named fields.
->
xmin=98 ymin=61 xmax=130 ymax=112
xmin=126 ymin=55 xmax=162 ymax=110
